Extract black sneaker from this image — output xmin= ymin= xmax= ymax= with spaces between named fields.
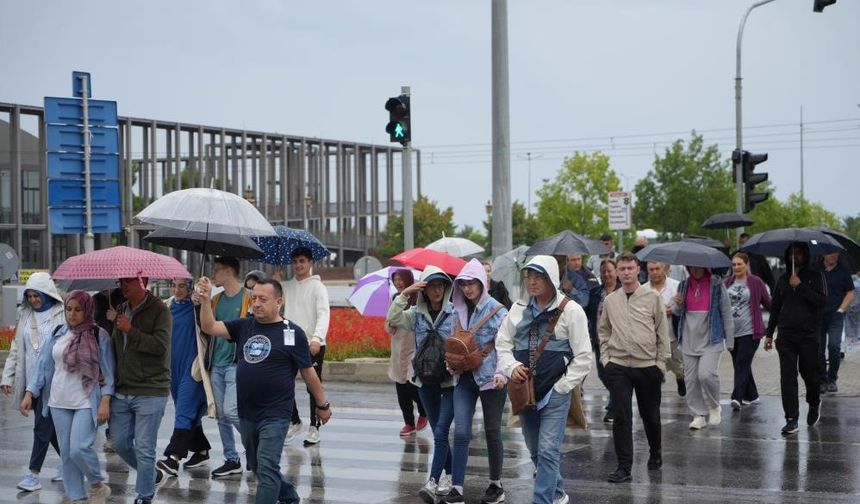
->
xmin=156 ymin=457 xmax=179 ymax=476
xmin=819 ymin=383 xmax=828 ymax=394
xmin=603 ymin=411 xmax=614 ymax=423
xmin=154 ymin=467 xmax=167 ymax=487
xmin=211 ymin=459 xmax=243 ymax=478
xmin=827 ymin=382 xmax=838 ymax=393
xmin=607 ymin=466 xmax=632 ymax=483
xmin=807 ymin=402 xmax=821 ymax=426
xmin=781 ymin=419 xmax=799 ymax=436
xmin=442 ymin=488 xmax=465 ymax=504
xmin=480 ymin=483 xmax=505 ymax=504
xmin=185 ymin=451 xmax=210 ymax=468
xmin=677 ymin=379 xmax=687 ymax=397
xmin=133 ymin=499 xmax=152 ymax=504
xmin=647 ymin=452 xmax=662 ymax=470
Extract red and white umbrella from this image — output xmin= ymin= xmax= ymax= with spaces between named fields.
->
xmin=53 ymin=246 xmax=192 ymax=290
xmin=390 ymin=247 xmax=467 ymax=277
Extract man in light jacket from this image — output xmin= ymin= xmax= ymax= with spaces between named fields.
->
xmin=598 ymin=252 xmax=670 ymax=484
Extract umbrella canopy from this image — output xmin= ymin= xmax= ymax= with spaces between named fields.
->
xmin=701 ymin=212 xmax=754 ymax=230
xmin=526 ymin=230 xmax=610 ymax=257
xmin=252 ymin=226 xmax=331 ymax=266
xmin=682 ymin=235 xmax=728 ymax=252
xmin=53 ymin=246 xmax=192 ymax=289
xmin=806 ymin=227 xmax=860 ymax=273
xmin=144 ymin=226 xmax=264 ymax=259
xmin=390 ymin=247 xmax=467 ymax=277
xmin=740 ymin=228 xmax=844 ymax=258
xmin=635 ymin=241 xmax=732 ymax=269
xmin=135 ymin=187 xmax=276 ymax=237
xmin=347 ymin=266 xmax=418 ymax=317
xmin=491 ymin=245 xmax=530 ymax=282
xmin=425 ymin=236 xmax=485 ymax=257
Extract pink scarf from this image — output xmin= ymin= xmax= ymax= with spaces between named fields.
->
xmin=62 ymin=290 xmax=101 ymax=394
xmin=685 ymin=270 xmax=712 ymax=312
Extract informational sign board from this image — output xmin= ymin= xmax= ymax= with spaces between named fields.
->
xmin=608 ymin=191 xmax=632 ymax=231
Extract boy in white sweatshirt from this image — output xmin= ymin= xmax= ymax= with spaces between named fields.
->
xmin=282 ymin=247 xmax=330 ymax=445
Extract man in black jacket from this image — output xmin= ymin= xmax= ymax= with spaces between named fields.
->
xmin=764 ymin=242 xmax=825 ymax=436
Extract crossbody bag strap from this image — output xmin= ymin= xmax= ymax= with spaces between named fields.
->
xmin=531 ymin=298 xmax=569 ymax=365
xmin=468 ymin=305 xmax=503 ymax=356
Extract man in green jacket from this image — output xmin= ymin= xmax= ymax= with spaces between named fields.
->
xmin=109 ymin=276 xmax=172 ymax=504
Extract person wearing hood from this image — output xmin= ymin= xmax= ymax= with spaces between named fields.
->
xmin=282 ymin=247 xmax=330 ymax=446
xmin=496 ymin=256 xmax=592 ymax=504
xmin=385 ymin=268 xmax=428 ymax=437
xmin=673 ymin=265 xmax=733 ymax=430
xmin=157 ymin=279 xmax=212 ymax=478
xmin=387 ymin=265 xmax=456 ymax=503
xmin=1 ymin=272 xmax=65 ymax=492
xmin=764 ymin=242 xmax=826 ymax=436
xmin=20 ymin=290 xmax=114 ymax=503
xmin=445 ymin=259 xmax=508 ymax=504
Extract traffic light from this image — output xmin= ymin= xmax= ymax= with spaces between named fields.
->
xmin=385 ymin=95 xmax=410 ymax=145
xmin=742 ymin=150 xmax=769 ymax=212
xmin=813 ymin=0 xmax=836 ymax=13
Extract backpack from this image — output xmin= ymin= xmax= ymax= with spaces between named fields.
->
xmin=444 ymin=305 xmax=503 ymax=373
xmin=413 ymin=326 xmax=451 ymax=385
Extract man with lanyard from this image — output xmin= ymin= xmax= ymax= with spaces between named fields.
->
xmin=109 ymin=276 xmax=172 ymax=504
xmin=197 ymin=277 xmax=331 ymax=504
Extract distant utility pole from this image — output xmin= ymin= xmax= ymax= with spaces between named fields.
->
xmin=491 ymin=0 xmax=512 ymax=257
xmin=517 ymin=152 xmax=543 ymax=213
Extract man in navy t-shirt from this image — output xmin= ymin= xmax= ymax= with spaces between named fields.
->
xmin=197 ymin=277 xmax=331 ymax=504
xmin=818 ymin=252 xmax=856 ymax=393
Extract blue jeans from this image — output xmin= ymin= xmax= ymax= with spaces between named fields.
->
xmin=109 ymin=394 xmax=168 ymax=501
xmin=819 ymin=312 xmax=844 ymax=384
xmin=239 ymin=417 xmax=299 ymax=504
xmin=417 ymin=384 xmax=453 ymax=481
xmin=211 ymin=364 xmax=241 ymax=462
xmin=519 ymin=390 xmax=571 ymax=504
xmin=51 ymin=407 xmax=102 ymax=501
xmin=452 ymin=374 xmax=506 ymax=486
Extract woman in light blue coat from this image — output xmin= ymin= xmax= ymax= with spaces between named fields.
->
xmin=21 ymin=290 xmax=115 ymax=503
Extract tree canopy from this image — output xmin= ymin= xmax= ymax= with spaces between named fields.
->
xmin=373 ymin=195 xmax=456 ymax=259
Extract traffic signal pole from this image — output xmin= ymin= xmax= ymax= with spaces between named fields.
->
xmin=401 ymin=86 xmax=414 ymax=251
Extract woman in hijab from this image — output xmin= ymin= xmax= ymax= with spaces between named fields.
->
xmin=20 ymin=290 xmax=114 ymax=503
xmin=1 ymin=272 xmax=65 ymax=492
xmin=158 ymin=279 xmax=212 ymax=477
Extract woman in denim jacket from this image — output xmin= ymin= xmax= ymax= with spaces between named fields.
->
xmin=674 ymin=267 xmax=733 ymax=429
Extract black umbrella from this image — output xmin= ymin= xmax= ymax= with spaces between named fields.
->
xmin=144 ymin=226 xmax=265 ymax=259
xmin=806 ymin=227 xmax=860 ymax=273
xmin=636 ymin=241 xmax=732 ymax=269
xmin=701 ymin=212 xmax=754 ymax=230
xmin=682 ymin=235 xmax=728 ymax=251
xmin=526 ymin=230 xmax=611 ymax=257
xmin=740 ymin=228 xmax=844 ymax=258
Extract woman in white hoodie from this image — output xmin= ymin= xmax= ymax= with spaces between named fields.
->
xmin=1 ymin=272 xmax=66 ymax=492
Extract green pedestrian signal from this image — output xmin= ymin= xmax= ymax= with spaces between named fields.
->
xmin=385 ymin=95 xmax=411 ymax=145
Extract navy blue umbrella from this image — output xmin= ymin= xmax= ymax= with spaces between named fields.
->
xmin=252 ymin=226 xmax=331 ymax=265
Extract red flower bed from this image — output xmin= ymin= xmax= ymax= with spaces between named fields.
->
xmin=325 ymin=307 xmax=390 ymax=361
xmin=0 ymin=326 xmax=14 ymax=351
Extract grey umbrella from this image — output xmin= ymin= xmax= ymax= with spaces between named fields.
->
xmin=636 ymin=241 xmax=731 ymax=269
xmin=740 ymin=228 xmax=844 ymax=258
xmin=144 ymin=226 xmax=265 ymax=259
xmin=701 ymin=212 xmax=754 ymax=230
xmin=682 ymin=235 xmax=729 ymax=252
xmin=526 ymin=230 xmax=610 ymax=257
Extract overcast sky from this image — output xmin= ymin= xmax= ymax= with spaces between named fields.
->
xmin=2 ymin=0 xmax=858 ymax=232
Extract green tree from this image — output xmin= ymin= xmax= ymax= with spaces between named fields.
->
xmin=844 ymin=214 xmax=860 ymax=243
xmin=533 ymin=151 xmax=621 ymax=238
xmin=483 ymin=200 xmax=543 ymax=251
xmin=455 ymin=225 xmax=487 ymax=248
xmin=633 ymin=132 xmax=733 ymax=239
xmin=747 ymin=193 xmax=842 ymax=234
xmin=373 ymin=195 xmax=456 ymax=259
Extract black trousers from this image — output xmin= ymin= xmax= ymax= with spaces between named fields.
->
xmin=605 ymin=363 xmax=662 ymax=470
xmin=292 ymin=345 xmax=325 ymax=427
xmin=29 ymin=394 xmax=60 ymax=472
xmin=164 ymin=425 xmax=211 ymax=459
xmin=394 ymin=381 xmax=426 ymax=425
xmin=730 ymin=335 xmax=760 ymax=402
xmin=776 ymin=336 xmax=820 ymax=421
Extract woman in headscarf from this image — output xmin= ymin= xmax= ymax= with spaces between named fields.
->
xmin=674 ymin=267 xmax=733 ymax=429
xmin=1 ymin=272 xmax=65 ymax=492
xmin=157 ymin=279 xmax=212 ymax=477
xmin=20 ymin=290 xmax=114 ymax=503
xmin=446 ymin=259 xmax=508 ymax=504
xmin=385 ymin=268 xmax=428 ymax=437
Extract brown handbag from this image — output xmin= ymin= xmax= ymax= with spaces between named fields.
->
xmin=508 ymin=298 xmax=569 ymax=415
xmin=444 ymin=305 xmax=503 ymax=373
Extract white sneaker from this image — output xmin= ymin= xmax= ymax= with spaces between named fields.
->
xmin=17 ymin=473 xmax=42 ymax=492
xmin=553 ymin=492 xmax=570 ymax=504
xmin=437 ymin=473 xmax=452 ymax=495
xmin=418 ymin=478 xmax=437 ymax=504
xmin=708 ymin=407 xmax=722 ymax=426
xmin=286 ymin=422 xmax=302 ymax=444
xmin=689 ymin=416 xmax=707 ymax=430
xmin=303 ymin=426 xmax=320 ymax=446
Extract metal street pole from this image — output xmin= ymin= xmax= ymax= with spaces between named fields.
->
xmin=81 ymin=74 xmax=95 ymax=253
xmin=735 ymin=0 xmax=777 ymax=244
xmin=491 ymin=0 xmax=512 ymax=258
xmin=402 ymin=86 xmax=414 ymax=251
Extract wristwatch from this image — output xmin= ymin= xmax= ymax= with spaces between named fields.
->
xmin=315 ymin=401 xmax=331 ymax=411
